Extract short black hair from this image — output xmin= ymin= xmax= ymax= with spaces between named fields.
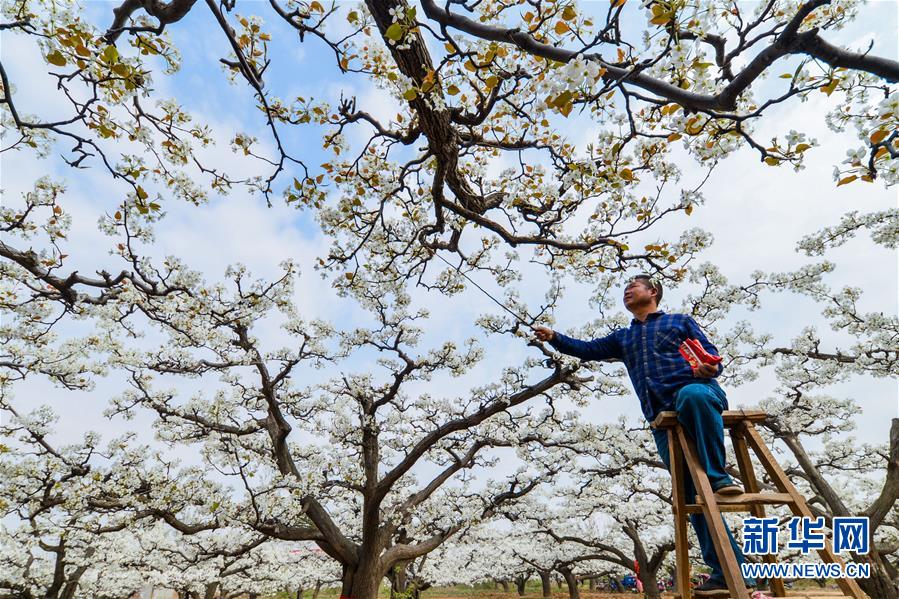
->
xmin=630 ymin=274 xmax=663 ymax=305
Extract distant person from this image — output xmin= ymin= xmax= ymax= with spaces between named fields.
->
xmin=535 ymin=274 xmax=755 ymax=596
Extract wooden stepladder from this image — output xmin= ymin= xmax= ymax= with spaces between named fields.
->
xmin=651 ymin=410 xmax=866 ymax=599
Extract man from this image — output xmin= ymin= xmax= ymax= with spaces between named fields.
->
xmin=534 ymin=274 xmax=755 ymax=596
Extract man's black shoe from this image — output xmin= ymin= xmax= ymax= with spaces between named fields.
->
xmin=693 ymin=580 xmax=730 ymax=596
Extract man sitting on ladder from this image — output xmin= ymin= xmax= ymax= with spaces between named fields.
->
xmin=534 ymin=274 xmax=757 ymax=596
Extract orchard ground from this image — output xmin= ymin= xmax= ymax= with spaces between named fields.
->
xmin=267 ymin=582 xmax=864 ymax=599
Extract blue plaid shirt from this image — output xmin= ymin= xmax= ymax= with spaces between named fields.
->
xmin=549 ymin=311 xmax=725 ymax=422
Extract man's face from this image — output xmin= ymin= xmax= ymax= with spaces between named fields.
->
xmin=623 ymin=278 xmax=657 ymax=312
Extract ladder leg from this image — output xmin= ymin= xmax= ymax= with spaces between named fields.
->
xmin=743 ymin=424 xmax=866 ymax=599
xmin=669 ymin=429 xmax=692 ymax=599
xmin=676 ymin=427 xmax=751 ymax=599
xmin=731 ymin=425 xmax=787 ymax=597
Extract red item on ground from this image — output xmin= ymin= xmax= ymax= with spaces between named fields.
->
xmin=679 ymin=337 xmax=722 ymax=372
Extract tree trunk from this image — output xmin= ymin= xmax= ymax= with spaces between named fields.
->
xmin=515 ymin=575 xmax=527 ymax=596
xmin=559 ymin=569 xmax=578 ymax=599
xmin=856 ymin=552 xmax=899 ymax=599
xmin=311 ymin=582 xmax=322 ymax=599
xmin=339 ymin=555 xmax=391 ymax=599
xmin=539 ymin=571 xmax=551 ymax=598
xmin=295 ymin=586 xmax=304 ymax=599
xmin=637 ymin=570 xmax=661 ymax=599
xmin=606 ymin=577 xmax=620 ymax=594
xmin=500 ymin=581 xmax=510 ymax=593
xmin=390 ymin=564 xmax=408 ymax=599
xmin=587 ymin=579 xmax=595 ymax=591
xmin=775 ymin=424 xmax=899 ymax=598
xmin=340 ymin=565 xmax=374 ymax=599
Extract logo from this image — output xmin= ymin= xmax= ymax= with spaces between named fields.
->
xmin=739 ymin=516 xmax=870 ymax=579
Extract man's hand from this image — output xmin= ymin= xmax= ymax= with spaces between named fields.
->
xmin=534 ymin=326 xmax=555 ymax=342
xmin=693 ymin=363 xmax=718 ymax=378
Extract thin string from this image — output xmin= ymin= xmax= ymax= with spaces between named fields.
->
xmin=432 ymin=252 xmax=537 ymax=331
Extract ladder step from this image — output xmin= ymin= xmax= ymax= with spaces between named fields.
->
xmin=653 ymin=409 xmax=768 ymax=429
xmin=684 ymin=492 xmax=795 ymax=513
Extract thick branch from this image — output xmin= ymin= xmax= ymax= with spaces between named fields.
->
xmin=865 ymin=419 xmax=899 ymax=531
xmin=376 ymin=365 xmax=577 ymax=497
xmin=104 ymin=0 xmax=199 ymax=43
xmin=420 ymin=0 xmax=899 ymax=112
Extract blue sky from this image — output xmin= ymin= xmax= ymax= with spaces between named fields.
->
xmin=3 ymin=1 xmax=897 ymax=482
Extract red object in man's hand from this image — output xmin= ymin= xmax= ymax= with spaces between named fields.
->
xmin=679 ymin=338 xmax=722 ymax=373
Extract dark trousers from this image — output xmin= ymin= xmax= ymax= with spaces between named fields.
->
xmin=651 ymin=382 xmax=754 ymax=586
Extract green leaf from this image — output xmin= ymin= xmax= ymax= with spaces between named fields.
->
xmin=136 ymin=185 xmax=148 ymax=200
xmin=551 ymin=90 xmax=573 ymax=107
xmin=46 ymin=50 xmax=67 ymax=66
xmin=821 ymin=78 xmax=839 ymax=96
xmin=402 ymin=88 xmax=418 ymax=101
xmin=101 ymin=45 xmax=119 ymax=63
xmin=385 ymin=23 xmax=404 ymax=42
xmin=446 ymin=84 xmax=460 ymax=96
